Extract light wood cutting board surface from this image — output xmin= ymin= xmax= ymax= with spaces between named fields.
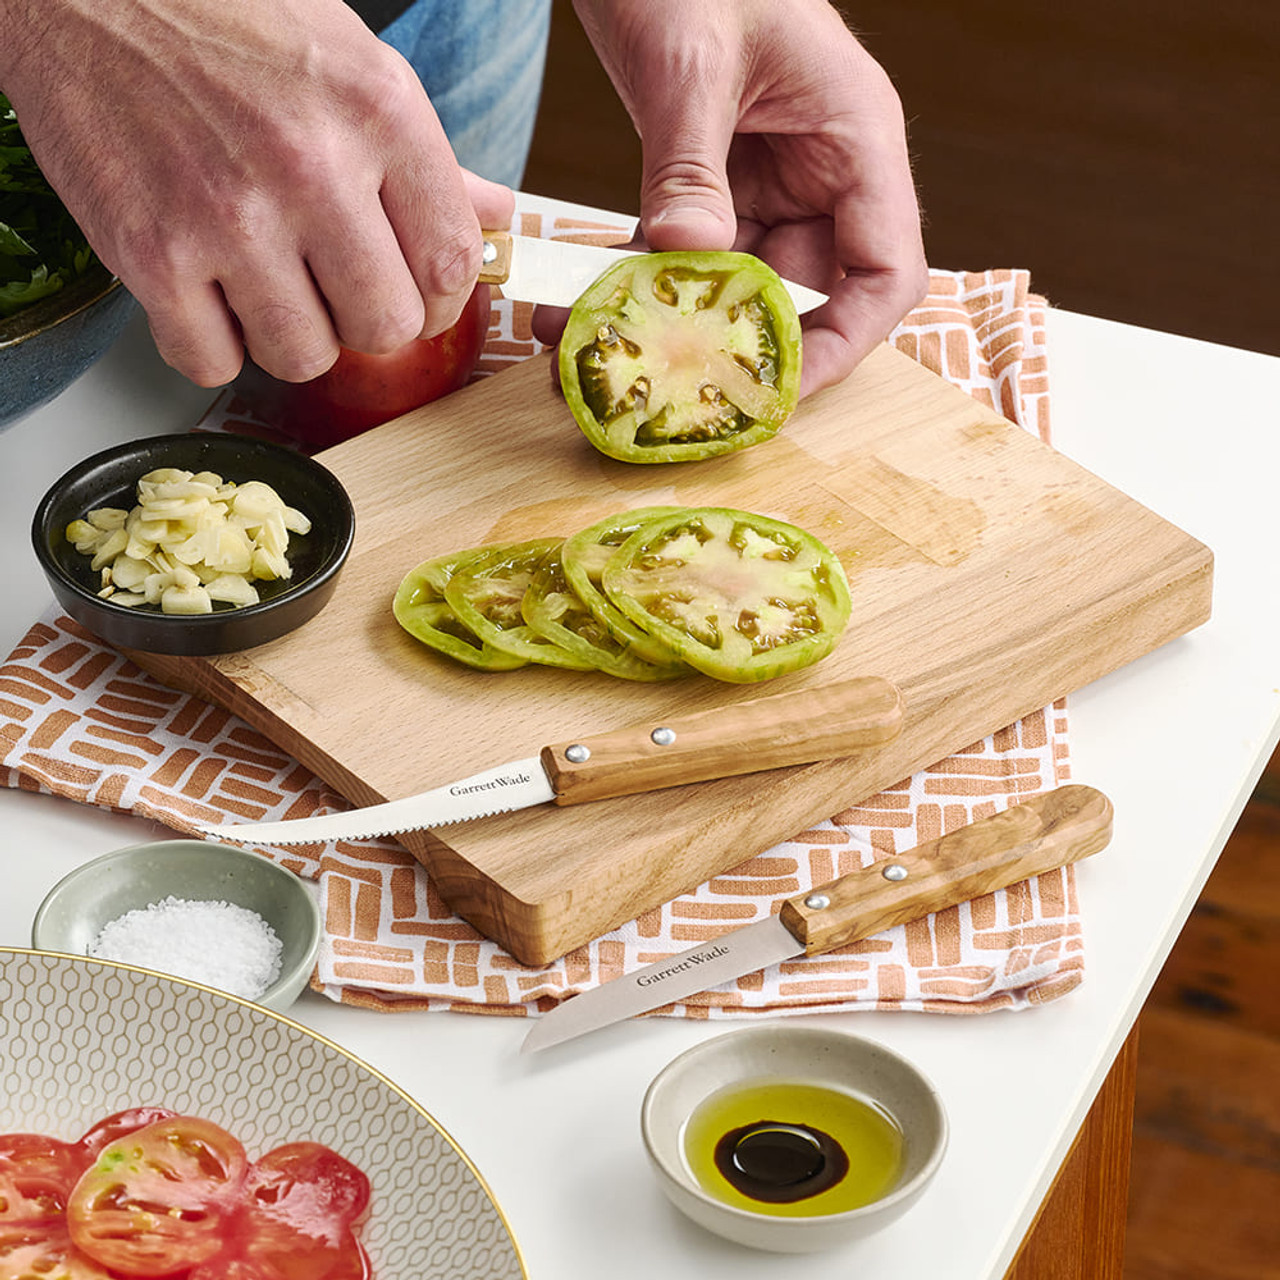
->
xmin=132 ymin=343 xmax=1212 ymax=964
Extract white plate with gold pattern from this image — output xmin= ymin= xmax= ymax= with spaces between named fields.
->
xmin=0 ymin=948 xmax=527 ymax=1278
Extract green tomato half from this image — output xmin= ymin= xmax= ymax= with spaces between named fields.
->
xmin=559 ymin=251 xmax=802 ymax=464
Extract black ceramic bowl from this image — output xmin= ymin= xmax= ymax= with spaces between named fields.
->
xmin=0 ymin=263 xmax=139 ymax=431
xmin=32 ymin=432 xmax=355 ymax=655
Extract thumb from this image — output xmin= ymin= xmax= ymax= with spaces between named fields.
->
xmin=635 ymin=98 xmax=738 ymax=251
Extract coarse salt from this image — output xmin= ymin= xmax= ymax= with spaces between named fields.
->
xmin=90 ymin=896 xmax=284 ymax=1001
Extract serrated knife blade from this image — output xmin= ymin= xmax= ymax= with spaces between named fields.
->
xmin=477 ymin=231 xmax=829 ymax=314
xmin=521 ymin=785 xmax=1114 ymax=1053
xmin=198 ymin=677 xmax=904 ymax=846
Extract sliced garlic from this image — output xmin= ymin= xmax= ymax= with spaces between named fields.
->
xmin=65 ymin=466 xmax=310 ymax=615
xmin=161 ymin=583 xmax=213 ymax=614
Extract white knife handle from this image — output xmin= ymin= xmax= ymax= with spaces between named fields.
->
xmin=479 ymin=231 xmax=514 ymax=285
xmin=541 ymin=677 xmax=903 ymax=805
xmin=778 ymin=784 xmax=1113 ymax=956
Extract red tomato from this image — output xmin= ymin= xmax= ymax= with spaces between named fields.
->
xmin=66 ymin=1116 xmax=248 ymax=1277
xmin=0 ymin=1134 xmax=83 ymax=1225
xmin=233 ymin=283 xmax=491 ymax=449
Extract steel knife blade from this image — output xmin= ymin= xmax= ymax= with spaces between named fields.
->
xmin=521 ymin=784 xmax=1113 ymax=1053
xmin=478 ymin=231 xmax=829 ymax=314
xmin=197 ymin=677 xmax=903 ymax=845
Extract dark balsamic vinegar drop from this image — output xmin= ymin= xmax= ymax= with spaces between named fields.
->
xmin=713 ymin=1120 xmax=850 ymax=1203
xmin=684 ymin=1080 xmax=904 ymax=1217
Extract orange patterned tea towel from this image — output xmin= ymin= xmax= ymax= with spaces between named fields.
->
xmin=2 ymin=205 xmax=1074 ymax=1017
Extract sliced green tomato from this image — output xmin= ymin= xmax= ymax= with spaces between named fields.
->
xmin=559 ymin=506 xmax=695 ymax=670
xmin=443 ymin=540 xmax=596 ymax=670
xmin=600 ymin=507 xmax=852 ymax=683
xmin=393 ymin=549 xmax=527 ymax=671
xmin=559 ymin=251 xmax=802 ymax=463
xmin=521 ymin=546 xmax=688 ymax=682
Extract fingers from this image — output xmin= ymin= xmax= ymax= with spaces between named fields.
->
xmin=629 ymin=62 xmax=739 ymax=250
xmin=142 ymin=282 xmax=253 ymax=390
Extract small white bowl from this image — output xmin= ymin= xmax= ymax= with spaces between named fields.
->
xmin=640 ymin=1026 xmax=948 ymax=1253
xmin=31 ymin=839 xmax=322 ymax=1012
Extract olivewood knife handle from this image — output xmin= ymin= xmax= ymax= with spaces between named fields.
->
xmin=478 ymin=231 xmax=513 ymax=285
xmin=541 ymin=677 xmax=904 ymax=805
xmin=778 ymin=784 xmax=1113 ymax=956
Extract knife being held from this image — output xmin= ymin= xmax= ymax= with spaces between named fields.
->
xmin=521 ymin=784 xmax=1113 ymax=1053
xmin=478 ymin=231 xmax=830 ymax=315
xmin=198 ymin=677 xmax=903 ymax=845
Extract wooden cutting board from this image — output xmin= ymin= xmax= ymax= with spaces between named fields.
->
xmin=131 ymin=342 xmax=1212 ymax=964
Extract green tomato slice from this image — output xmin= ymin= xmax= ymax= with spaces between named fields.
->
xmin=393 ymin=549 xmax=527 ymax=670
xmin=559 ymin=251 xmax=802 ymax=463
xmin=444 ymin=539 xmax=596 ymax=670
xmin=559 ymin=506 xmax=696 ymax=671
xmin=601 ymin=508 xmax=852 ymax=683
xmin=521 ymin=545 xmax=688 ymax=682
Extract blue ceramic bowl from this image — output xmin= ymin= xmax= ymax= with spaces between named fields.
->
xmin=0 ymin=263 xmax=138 ymax=431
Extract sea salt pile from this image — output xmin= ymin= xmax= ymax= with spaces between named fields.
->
xmin=90 ymin=896 xmax=284 ymax=1001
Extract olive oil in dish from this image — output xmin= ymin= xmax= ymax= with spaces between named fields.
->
xmin=682 ymin=1078 xmax=904 ymax=1216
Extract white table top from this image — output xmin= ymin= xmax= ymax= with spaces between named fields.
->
xmin=3 ymin=293 xmax=1278 ymax=1278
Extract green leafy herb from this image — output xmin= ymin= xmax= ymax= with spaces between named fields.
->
xmin=1 ymin=92 xmax=97 ymax=319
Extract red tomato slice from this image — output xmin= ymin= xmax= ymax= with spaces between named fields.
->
xmin=188 ymin=1261 xmax=275 ymax=1280
xmin=236 ymin=1143 xmax=372 ymax=1280
xmin=66 ymin=1116 xmax=248 ymax=1277
xmin=0 ymin=1134 xmax=83 ymax=1225
xmin=247 ymin=1142 xmax=371 ymax=1227
xmin=0 ymin=1223 xmax=116 ymax=1279
xmin=76 ymin=1108 xmax=179 ymax=1163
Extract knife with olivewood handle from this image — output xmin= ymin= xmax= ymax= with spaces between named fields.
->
xmin=521 ymin=785 xmax=1113 ymax=1052
xmin=198 ymin=677 xmax=903 ymax=844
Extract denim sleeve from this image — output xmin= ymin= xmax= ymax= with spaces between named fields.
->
xmin=378 ymin=0 xmax=553 ymax=189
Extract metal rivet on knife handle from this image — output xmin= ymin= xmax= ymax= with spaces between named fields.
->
xmin=564 ymin=744 xmax=591 ymax=763
xmin=542 ymin=676 xmax=905 ymax=806
xmin=651 ymin=727 xmax=677 ymax=746
xmin=883 ymin=863 xmax=909 ymax=882
xmin=478 ymin=231 xmax=513 ymax=285
xmin=776 ymin=785 xmax=1114 ymax=957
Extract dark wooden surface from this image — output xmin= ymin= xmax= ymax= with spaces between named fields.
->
xmin=1005 ymin=1029 xmax=1138 ymax=1280
xmin=1124 ymin=744 xmax=1280 ymax=1279
xmin=522 ymin=8 xmax=1280 ymax=1275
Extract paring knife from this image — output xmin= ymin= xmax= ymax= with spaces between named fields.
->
xmin=198 ymin=677 xmax=904 ymax=845
xmin=521 ymin=784 xmax=1113 ymax=1053
xmin=477 ymin=231 xmax=830 ymax=314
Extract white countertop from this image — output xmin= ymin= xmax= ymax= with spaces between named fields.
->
xmin=3 ymin=292 xmax=1277 ymax=1278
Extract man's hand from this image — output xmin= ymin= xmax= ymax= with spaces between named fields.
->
xmin=1 ymin=0 xmax=512 ymax=386
xmin=570 ymin=0 xmax=927 ymax=396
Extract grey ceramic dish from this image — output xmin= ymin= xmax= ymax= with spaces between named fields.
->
xmin=641 ymin=1025 xmax=949 ymax=1253
xmin=31 ymin=839 xmax=323 ymax=1012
